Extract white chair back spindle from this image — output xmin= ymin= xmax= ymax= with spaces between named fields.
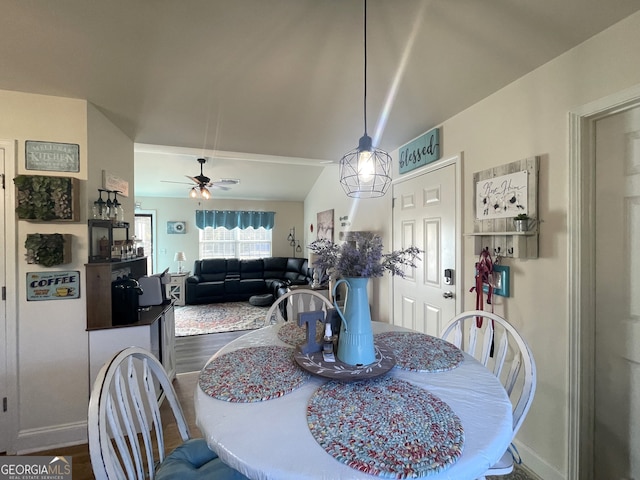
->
xmin=441 ymin=310 xmax=536 ymax=477
xmin=265 ymin=289 xmax=334 ymax=325
xmin=89 ymin=347 xmax=191 ymax=480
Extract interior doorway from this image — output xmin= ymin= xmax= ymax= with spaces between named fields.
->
xmin=135 ymin=212 xmax=155 ymax=274
xmin=0 ymin=144 xmax=8 ymax=452
xmin=592 ymin=104 xmax=640 ymax=478
xmin=569 ymin=86 xmax=640 ymax=480
xmin=0 ymin=139 xmax=17 ymax=454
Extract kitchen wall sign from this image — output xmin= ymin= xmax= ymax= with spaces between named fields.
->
xmin=26 ymin=140 xmax=80 ymax=172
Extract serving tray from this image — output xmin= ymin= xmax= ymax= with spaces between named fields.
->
xmin=294 ymin=343 xmax=395 ymax=381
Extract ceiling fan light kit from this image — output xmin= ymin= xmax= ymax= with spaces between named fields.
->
xmin=162 ymin=157 xmax=240 ymax=199
xmin=339 ymin=0 xmax=392 ymax=199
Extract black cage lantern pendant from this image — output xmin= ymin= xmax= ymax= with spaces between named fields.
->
xmin=339 ymin=0 xmax=392 ymax=198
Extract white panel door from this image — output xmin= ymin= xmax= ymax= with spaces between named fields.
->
xmin=392 ymin=162 xmax=458 ymax=336
xmin=594 ymin=105 xmax=640 ymax=479
xmin=0 ymin=146 xmax=7 ymax=452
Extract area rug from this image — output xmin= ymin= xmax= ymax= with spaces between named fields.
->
xmin=174 ymin=302 xmax=269 ymax=336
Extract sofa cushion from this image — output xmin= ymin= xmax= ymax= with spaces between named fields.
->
xmin=241 ymin=259 xmax=264 ymax=279
xmin=263 ymin=257 xmax=287 ymax=278
xmin=226 ymin=258 xmax=241 ymax=279
xmin=199 ymin=259 xmax=227 ymax=282
xmin=286 ymin=258 xmax=305 ymax=273
xmin=195 ymin=282 xmax=225 ymax=297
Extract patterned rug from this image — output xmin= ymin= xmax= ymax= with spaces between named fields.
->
xmin=174 ymin=301 xmax=269 ymax=336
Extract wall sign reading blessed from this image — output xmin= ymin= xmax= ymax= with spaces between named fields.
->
xmin=26 ymin=140 xmax=80 ymax=172
xmin=398 ymin=128 xmax=441 ymax=174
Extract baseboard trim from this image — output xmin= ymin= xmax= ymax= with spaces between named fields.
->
xmin=16 ymin=421 xmax=88 ymax=454
xmin=515 ymin=439 xmax=565 ymax=480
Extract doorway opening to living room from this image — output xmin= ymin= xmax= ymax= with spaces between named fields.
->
xmin=175 ymin=226 xmax=273 ymax=337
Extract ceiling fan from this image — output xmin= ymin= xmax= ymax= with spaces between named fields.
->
xmin=161 ymin=158 xmax=239 ymax=199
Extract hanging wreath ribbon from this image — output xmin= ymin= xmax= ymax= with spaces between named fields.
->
xmin=470 ymin=248 xmax=494 ymax=327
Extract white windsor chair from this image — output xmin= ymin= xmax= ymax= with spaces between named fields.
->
xmin=264 ymin=289 xmax=334 ymax=324
xmin=88 ymin=346 xmax=248 ymax=480
xmin=440 ymin=310 xmax=537 ymax=478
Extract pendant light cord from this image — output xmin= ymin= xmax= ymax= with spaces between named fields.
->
xmin=363 ymin=0 xmax=368 ymax=137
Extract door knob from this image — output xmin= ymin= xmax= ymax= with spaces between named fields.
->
xmin=442 ymin=291 xmax=454 ymax=299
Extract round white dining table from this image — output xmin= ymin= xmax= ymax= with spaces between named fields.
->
xmin=194 ymin=321 xmax=513 ymax=480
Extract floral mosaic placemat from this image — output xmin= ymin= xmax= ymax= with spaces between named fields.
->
xmin=307 ymin=377 xmax=464 ymax=478
xmin=375 ymin=331 xmax=464 ymax=372
xmin=198 ymin=345 xmax=310 ymax=402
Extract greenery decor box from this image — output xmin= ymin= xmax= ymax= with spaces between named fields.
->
xmin=14 ymin=175 xmax=80 ymax=221
xmin=25 ymin=233 xmax=72 ymax=267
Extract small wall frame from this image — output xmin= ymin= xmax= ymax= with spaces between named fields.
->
xmin=483 ymin=264 xmax=510 ymax=297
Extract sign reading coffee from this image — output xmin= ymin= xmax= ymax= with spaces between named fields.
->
xmin=27 ymin=271 xmax=80 ymax=301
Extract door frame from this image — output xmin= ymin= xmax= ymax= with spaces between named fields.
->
xmin=0 ymin=139 xmax=18 ymax=453
xmin=390 ymin=153 xmax=464 ymax=321
xmin=568 ymin=84 xmax=640 ymax=480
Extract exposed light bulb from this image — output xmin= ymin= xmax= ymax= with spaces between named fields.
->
xmin=357 ymin=150 xmax=375 ymax=183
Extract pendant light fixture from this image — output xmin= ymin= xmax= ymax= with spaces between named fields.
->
xmin=339 ymin=0 xmax=392 ymax=198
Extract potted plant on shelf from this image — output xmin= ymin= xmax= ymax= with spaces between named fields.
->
xmin=513 ymin=213 xmax=531 ymax=232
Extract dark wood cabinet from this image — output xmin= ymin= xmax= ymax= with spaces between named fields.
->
xmin=85 ymin=257 xmax=147 ymax=330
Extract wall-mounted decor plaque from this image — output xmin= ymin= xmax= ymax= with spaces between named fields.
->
xmin=14 ymin=175 xmax=80 ymax=222
xmin=398 ymin=128 xmax=441 ymax=174
xmin=102 ymin=170 xmax=129 ymax=197
xmin=27 ymin=270 xmax=80 ymax=301
xmin=26 ymin=140 xmax=80 ymax=172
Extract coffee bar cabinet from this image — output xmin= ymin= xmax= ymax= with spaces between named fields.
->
xmin=85 ymin=257 xmax=176 ymax=386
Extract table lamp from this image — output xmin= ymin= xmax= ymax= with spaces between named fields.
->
xmin=308 ymin=252 xmax=322 ymax=288
xmin=174 ymin=251 xmax=187 ymax=273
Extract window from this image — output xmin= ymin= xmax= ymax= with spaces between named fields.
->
xmin=199 ymin=227 xmax=272 ymax=259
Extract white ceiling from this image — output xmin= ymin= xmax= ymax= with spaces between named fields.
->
xmin=2 ymin=0 xmax=639 ymax=200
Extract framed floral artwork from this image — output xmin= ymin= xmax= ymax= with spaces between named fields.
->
xmin=316 ymin=209 xmax=334 ymax=242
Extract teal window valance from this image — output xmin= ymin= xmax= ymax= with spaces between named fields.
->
xmin=195 ymin=210 xmax=275 ymax=230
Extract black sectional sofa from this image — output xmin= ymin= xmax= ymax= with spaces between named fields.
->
xmin=185 ymin=257 xmax=313 ymax=305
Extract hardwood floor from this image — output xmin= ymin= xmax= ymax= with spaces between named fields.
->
xmin=175 ymin=329 xmax=248 ymax=374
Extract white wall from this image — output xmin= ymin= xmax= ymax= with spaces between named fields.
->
xmin=87 ymin=104 xmax=135 ymax=224
xmin=0 ymin=93 xmax=134 ymax=452
xmin=134 ymin=196 xmax=304 ymax=273
xmin=304 ymin=11 xmax=640 ymax=479
xmin=0 ymin=90 xmax=89 ymax=452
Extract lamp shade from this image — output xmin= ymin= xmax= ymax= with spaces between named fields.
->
xmin=308 ymin=252 xmax=320 ymax=266
xmin=174 ymin=252 xmax=186 ymax=262
xmin=339 ymin=135 xmax=392 ymax=198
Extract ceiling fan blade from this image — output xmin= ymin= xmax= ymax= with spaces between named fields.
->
xmin=211 ymin=178 xmax=240 ymax=186
xmin=185 ymin=175 xmax=200 ymax=184
xmin=208 ymin=184 xmax=230 ymax=191
xmin=161 ymin=180 xmax=194 ymax=185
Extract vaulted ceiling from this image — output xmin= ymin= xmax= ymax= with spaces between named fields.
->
xmin=2 ymin=0 xmax=639 ymax=199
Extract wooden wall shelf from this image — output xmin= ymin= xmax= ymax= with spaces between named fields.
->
xmin=471 ymin=157 xmax=540 ymax=259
